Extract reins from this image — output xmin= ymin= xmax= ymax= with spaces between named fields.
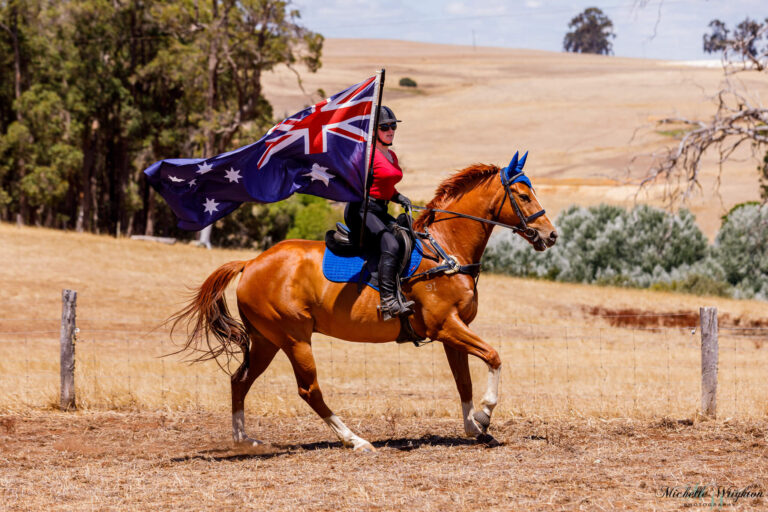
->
xmin=408 ymin=168 xmax=545 ymax=236
xmin=400 ymin=167 xmax=545 ymax=284
xmin=409 ymin=204 xmax=524 ymax=233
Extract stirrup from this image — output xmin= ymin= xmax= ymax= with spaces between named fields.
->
xmin=379 ymin=296 xmax=414 ymax=321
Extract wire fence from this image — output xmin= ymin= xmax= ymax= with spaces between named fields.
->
xmin=1 ymin=314 xmax=766 ymax=419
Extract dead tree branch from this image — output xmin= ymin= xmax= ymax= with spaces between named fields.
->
xmin=640 ymin=17 xmax=768 ymax=204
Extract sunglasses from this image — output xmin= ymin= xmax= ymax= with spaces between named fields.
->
xmin=378 ymin=123 xmax=397 ymax=132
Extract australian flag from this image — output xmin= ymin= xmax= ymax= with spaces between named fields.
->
xmin=144 ymin=76 xmax=377 ymax=230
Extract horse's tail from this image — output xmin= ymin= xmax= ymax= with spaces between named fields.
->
xmin=169 ymin=260 xmax=249 ymax=374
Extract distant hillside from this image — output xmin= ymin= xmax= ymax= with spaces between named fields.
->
xmin=263 ymin=39 xmax=768 ymax=237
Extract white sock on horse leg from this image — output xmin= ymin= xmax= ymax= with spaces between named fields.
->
xmin=233 ymin=410 xmax=246 ymax=441
xmin=232 ymin=410 xmax=264 ymax=445
xmin=324 ymin=414 xmax=374 ymax=451
xmin=479 ymin=365 xmax=501 ymax=418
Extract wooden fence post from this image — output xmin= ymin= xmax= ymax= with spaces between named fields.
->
xmin=60 ymin=289 xmax=77 ymax=411
xmin=699 ymin=306 xmax=718 ymax=418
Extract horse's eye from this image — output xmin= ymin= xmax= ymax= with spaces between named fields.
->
xmin=519 ymin=194 xmax=531 ymax=202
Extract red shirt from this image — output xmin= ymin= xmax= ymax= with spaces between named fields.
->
xmin=369 ymin=149 xmax=403 ymax=200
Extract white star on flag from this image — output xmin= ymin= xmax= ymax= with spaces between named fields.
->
xmin=303 ymin=163 xmax=334 ymax=186
xmin=188 ymin=179 xmax=197 ymax=187
xmin=197 ymin=162 xmax=213 ymax=174
xmin=168 ymin=175 xmax=184 ymax=183
xmin=203 ymin=197 xmax=219 ymax=215
xmin=224 ymin=167 xmax=242 ymax=183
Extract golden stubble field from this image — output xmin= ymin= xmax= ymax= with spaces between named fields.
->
xmin=2 ymin=222 xmax=767 ymax=510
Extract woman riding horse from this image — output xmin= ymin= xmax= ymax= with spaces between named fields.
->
xmin=344 ymin=105 xmax=413 ymax=319
xmin=172 ymin=152 xmax=557 ymax=451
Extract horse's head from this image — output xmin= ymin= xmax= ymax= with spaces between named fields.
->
xmin=498 ymin=151 xmax=557 ymax=251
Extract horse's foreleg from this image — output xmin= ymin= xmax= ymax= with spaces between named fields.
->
xmin=443 ymin=344 xmax=483 ymax=437
xmin=438 ymin=314 xmax=501 ymax=437
xmin=231 ymin=332 xmax=279 ymax=445
xmin=284 ymin=340 xmax=376 ymax=452
xmin=475 ymin=365 xmax=501 ymax=432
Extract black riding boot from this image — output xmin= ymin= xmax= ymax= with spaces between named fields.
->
xmin=378 ymin=250 xmax=414 ymax=319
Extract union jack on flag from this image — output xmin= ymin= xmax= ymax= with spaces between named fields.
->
xmin=144 ymin=76 xmax=378 ymax=230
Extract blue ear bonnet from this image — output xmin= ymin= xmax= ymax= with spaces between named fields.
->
xmin=501 ymin=151 xmax=532 ymax=189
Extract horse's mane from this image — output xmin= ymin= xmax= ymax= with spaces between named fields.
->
xmin=413 ymin=163 xmax=500 ymax=230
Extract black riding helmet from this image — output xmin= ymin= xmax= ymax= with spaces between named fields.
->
xmin=377 ymin=105 xmax=400 ymax=146
xmin=378 ymin=105 xmax=401 ymax=125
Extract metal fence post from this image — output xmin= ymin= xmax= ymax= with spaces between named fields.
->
xmin=60 ymin=289 xmax=77 ymax=411
xmin=699 ymin=306 xmax=718 ymax=418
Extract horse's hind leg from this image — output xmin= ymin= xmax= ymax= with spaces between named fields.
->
xmin=283 ymin=340 xmax=376 ymax=452
xmin=231 ymin=330 xmax=279 ymax=446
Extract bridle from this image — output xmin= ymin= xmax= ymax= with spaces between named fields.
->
xmin=402 ymin=163 xmax=547 ymax=283
xmin=410 ymin=166 xmax=546 ymax=237
xmin=495 ymin=166 xmax=546 ymax=238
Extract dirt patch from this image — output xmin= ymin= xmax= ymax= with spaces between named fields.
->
xmin=586 ymin=306 xmax=768 ymax=329
xmin=1 ymin=411 xmax=766 ymax=511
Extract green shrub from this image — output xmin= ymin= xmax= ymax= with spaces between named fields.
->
xmin=399 ymin=77 xmax=417 ymax=88
xmin=286 ymin=195 xmax=343 ymax=241
xmin=483 ymin=203 xmax=719 ymax=293
xmin=713 ymin=202 xmax=768 ymax=300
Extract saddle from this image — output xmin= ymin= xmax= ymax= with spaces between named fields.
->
xmin=324 ymin=216 xmax=416 ymax=283
xmin=323 ymin=216 xmax=426 ymax=345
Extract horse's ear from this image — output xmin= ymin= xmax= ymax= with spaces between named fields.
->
xmin=505 ymin=151 xmax=519 ymax=179
xmin=517 ymin=151 xmax=528 ymax=171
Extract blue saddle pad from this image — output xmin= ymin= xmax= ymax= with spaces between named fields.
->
xmin=322 ymin=239 xmax=423 ymax=290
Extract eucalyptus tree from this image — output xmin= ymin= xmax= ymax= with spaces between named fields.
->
xmin=0 ymin=0 xmax=322 ymax=239
xmin=563 ymin=7 xmax=615 ymax=55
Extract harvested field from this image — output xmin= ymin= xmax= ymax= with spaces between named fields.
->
xmin=1 ymin=411 xmax=766 ymax=511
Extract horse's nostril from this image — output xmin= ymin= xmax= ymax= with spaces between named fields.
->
xmin=549 ymin=231 xmax=558 ymax=241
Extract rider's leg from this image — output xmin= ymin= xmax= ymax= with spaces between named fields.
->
xmin=378 ymin=230 xmax=414 ymax=318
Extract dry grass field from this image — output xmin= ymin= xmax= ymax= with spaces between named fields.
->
xmin=2 ymin=412 xmax=766 ymax=511
xmin=3 ymin=40 xmax=768 ymax=511
xmin=2 ymin=220 xmax=767 ymax=510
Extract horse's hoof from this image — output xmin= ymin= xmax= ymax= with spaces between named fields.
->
xmin=353 ymin=441 xmax=377 ymax=453
xmin=473 ymin=410 xmax=491 ymax=431
xmin=235 ymin=437 xmax=265 ymax=447
xmin=477 ymin=433 xmax=501 ymax=447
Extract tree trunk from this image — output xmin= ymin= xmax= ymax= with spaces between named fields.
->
xmin=80 ymin=127 xmax=96 ymax=232
xmin=204 ymin=0 xmax=220 ymax=158
xmin=144 ymin=187 xmax=155 ymax=236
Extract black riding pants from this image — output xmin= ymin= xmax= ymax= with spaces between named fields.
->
xmin=344 ymin=199 xmax=399 ymax=255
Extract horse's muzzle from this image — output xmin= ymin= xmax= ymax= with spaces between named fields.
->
xmin=545 ymin=231 xmax=558 ymax=248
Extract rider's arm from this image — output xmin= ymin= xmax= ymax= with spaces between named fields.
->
xmin=391 ymin=191 xmax=411 ymax=207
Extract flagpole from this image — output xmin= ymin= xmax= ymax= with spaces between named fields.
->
xmin=359 ymin=68 xmax=385 ymax=247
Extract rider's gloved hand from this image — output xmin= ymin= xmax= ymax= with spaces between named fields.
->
xmin=392 ymin=192 xmax=412 ymax=209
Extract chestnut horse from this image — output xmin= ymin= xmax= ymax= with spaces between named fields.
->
xmin=172 ymin=155 xmax=557 ymax=451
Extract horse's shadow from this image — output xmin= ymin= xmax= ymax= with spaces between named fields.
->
xmin=168 ymin=434 xmax=501 ymax=463
xmin=274 ymin=434 xmax=483 ymax=452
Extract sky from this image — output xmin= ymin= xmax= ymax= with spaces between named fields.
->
xmin=292 ymin=0 xmax=767 ymax=61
